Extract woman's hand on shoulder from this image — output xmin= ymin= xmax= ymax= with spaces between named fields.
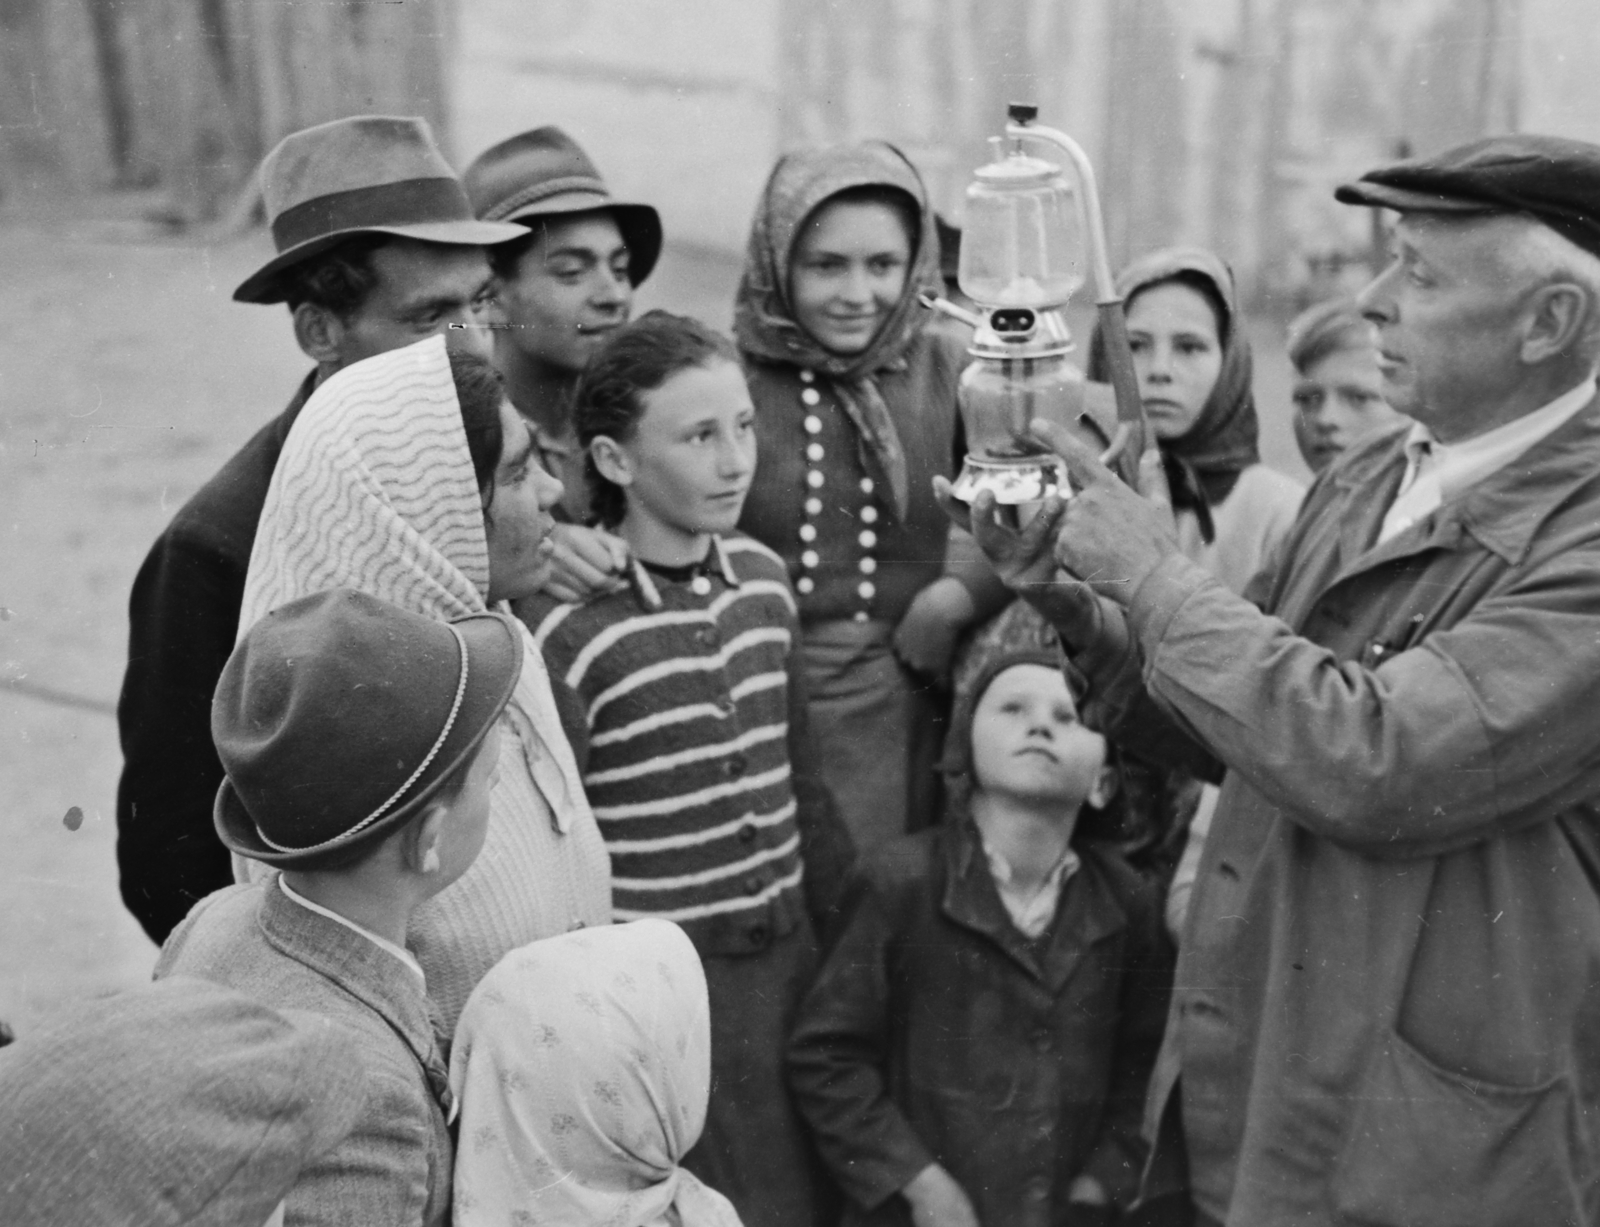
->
xmin=893 ymin=576 xmax=976 ymax=684
xmin=537 ymin=524 xmax=629 ymax=603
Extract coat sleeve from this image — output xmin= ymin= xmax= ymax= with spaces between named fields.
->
xmin=786 ymin=868 xmax=935 ymax=1212
xmin=1078 ymin=858 xmax=1175 ymax=1206
xmin=1123 ymin=543 xmax=1600 ymax=857
xmin=786 ymin=639 xmax=857 ymax=947
xmin=116 ymin=527 xmax=241 ymax=943
xmin=286 ymin=1057 xmax=436 ymax=1227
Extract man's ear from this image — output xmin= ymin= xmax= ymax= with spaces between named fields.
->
xmin=404 ymin=804 xmax=450 ymax=876
xmin=590 ymin=436 xmax=634 ymax=488
xmin=292 ymin=302 xmax=346 ymax=367
xmin=1519 ymin=281 xmax=1592 ymax=364
xmin=1087 ymin=762 xmax=1118 ymax=810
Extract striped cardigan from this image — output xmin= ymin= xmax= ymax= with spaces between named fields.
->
xmin=519 ymin=534 xmax=854 ymax=955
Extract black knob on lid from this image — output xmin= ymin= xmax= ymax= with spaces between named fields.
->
xmin=1008 ymin=102 xmax=1039 ymax=124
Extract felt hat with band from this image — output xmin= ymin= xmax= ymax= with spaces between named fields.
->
xmin=1335 ymin=133 xmax=1600 ymax=260
xmin=462 ymin=126 xmax=664 ymax=286
xmin=214 ymin=588 xmax=522 ymax=869
xmin=233 ymin=115 xmax=527 ymax=305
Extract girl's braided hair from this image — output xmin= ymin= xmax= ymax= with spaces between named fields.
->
xmin=572 ymin=310 xmax=739 ymax=527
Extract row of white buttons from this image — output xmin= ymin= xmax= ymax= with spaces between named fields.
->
xmin=796 ymin=372 xmax=877 ymax=606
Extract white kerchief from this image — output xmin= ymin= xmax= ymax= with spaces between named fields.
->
xmin=1379 ymin=375 xmax=1597 ymax=543
xmin=450 ymin=920 xmax=744 ymax=1227
xmin=238 ymin=335 xmax=588 ymax=835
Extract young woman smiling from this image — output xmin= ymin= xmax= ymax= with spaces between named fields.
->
xmin=732 ymin=142 xmax=1004 ymax=852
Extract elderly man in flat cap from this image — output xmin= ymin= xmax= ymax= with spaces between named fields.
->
xmin=948 ymin=134 xmax=1600 ymax=1226
xmin=117 ymin=116 xmax=525 ymax=945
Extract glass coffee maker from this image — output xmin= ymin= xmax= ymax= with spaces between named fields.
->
xmin=926 ymin=105 xmax=1161 ymax=510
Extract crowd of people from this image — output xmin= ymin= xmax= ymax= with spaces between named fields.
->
xmin=2 ymin=108 xmax=1600 ymax=1227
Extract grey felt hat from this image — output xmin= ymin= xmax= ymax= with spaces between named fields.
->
xmin=234 ymin=115 xmax=527 ymax=304
xmin=462 ymin=126 xmax=663 ymax=285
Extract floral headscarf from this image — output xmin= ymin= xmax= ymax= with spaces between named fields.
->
xmin=1088 ymin=246 xmax=1260 ymax=537
xmin=733 ymin=141 xmax=945 ymax=522
xmin=450 ymin=919 xmax=742 ymax=1227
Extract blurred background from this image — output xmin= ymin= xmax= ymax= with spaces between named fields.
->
xmin=2 ymin=0 xmax=1596 ymax=1031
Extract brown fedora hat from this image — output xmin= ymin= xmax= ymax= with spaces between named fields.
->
xmin=234 ymin=115 xmax=527 ymax=305
xmin=462 ymin=126 xmax=664 ymax=285
xmin=214 ymin=588 xmax=522 ymax=869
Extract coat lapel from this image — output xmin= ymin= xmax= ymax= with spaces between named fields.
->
xmin=256 ymin=879 xmax=453 ymax=1119
xmin=938 ymin=822 xmax=1124 ymax=993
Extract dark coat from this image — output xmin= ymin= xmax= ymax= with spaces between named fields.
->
xmin=788 ymin=819 xmax=1172 ymax=1227
xmin=116 ymin=372 xmax=316 ymax=942
xmin=1091 ymin=397 xmax=1600 ymax=1225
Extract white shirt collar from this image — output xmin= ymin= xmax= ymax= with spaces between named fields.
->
xmin=982 ymin=838 xmax=1081 ymax=940
xmin=1399 ymin=374 xmax=1597 ymax=502
xmin=278 ymin=877 xmax=427 ymax=990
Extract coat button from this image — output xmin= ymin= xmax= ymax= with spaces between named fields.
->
xmin=738 ymin=822 xmax=757 ymax=843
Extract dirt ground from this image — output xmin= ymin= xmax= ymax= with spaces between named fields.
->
xmin=0 ymin=199 xmax=1304 ymax=1037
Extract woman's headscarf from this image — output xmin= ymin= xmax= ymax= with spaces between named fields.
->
xmin=449 ymin=919 xmax=742 ymax=1227
xmin=239 ymin=334 xmax=590 ymax=840
xmin=733 ymin=141 xmax=945 ymax=523
xmin=1088 ymin=246 xmax=1260 ymax=535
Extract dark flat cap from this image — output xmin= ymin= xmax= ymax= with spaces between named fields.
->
xmin=1336 ymin=134 xmax=1600 ymax=259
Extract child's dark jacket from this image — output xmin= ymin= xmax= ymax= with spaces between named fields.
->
xmin=788 ymin=818 xmax=1172 ymax=1227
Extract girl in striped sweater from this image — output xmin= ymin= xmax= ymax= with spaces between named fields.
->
xmin=515 ymin=311 xmax=855 ymax=1227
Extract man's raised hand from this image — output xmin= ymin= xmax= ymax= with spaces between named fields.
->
xmin=1026 ymin=417 xmax=1181 ymax=606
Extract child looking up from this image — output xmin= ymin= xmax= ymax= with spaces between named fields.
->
xmin=788 ymin=650 xmax=1173 ymax=1227
xmin=517 ymin=310 xmax=855 ymax=1227
xmin=157 ymin=587 xmax=523 ymax=1227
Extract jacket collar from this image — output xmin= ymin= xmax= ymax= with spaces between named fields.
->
xmin=1330 ymin=392 xmax=1600 ymax=575
xmin=255 ymin=877 xmax=439 ymax=1075
xmin=939 ymin=817 xmax=1125 ymax=992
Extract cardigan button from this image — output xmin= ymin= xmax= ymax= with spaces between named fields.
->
xmin=860 ymin=505 xmax=878 ymax=524
xmin=738 ymin=822 xmax=757 ymax=844
xmin=807 ymin=470 xmax=825 ymax=489
xmin=747 ymin=923 xmax=770 ymax=946
xmin=745 ymin=874 xmax=765 ymax=895
xmin=696 ymin=626 xmax=717 ymax=647
xmin=807 ymin=442 xmax=825 ymax=462
xmin=804 ymin=415 xmax=822 ymax=434
xmin=725 ymin=755 xmax=748 ymax=778
xmin=804 ymin=496 xmax=823 ymax=516
xmin=797 ymin=576 xmax=815 ymax=595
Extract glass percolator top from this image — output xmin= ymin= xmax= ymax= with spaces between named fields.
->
xmin=958 ymin=142 xmax=1086 ymax=309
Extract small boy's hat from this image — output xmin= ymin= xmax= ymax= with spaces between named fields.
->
xmin=214 ymin=588 xmax=521 ymax=869
xmin=462 ymin=126 xmax=663 ymax=286
xmin=942 ymin=645 xmax=1089 ymax=779
xmin=0 ymin=977 xmax=365 ymax=1226
xmin=233 ymin=115 xmax=527 ymax=305
xmin=1334 ymin=133 xmax=1600 ymax=260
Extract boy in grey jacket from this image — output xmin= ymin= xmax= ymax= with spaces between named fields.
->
xmin=157 ymin=588 xmax=522 ymax=1227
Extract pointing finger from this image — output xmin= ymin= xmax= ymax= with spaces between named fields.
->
xmin=1027 ymin=418 xmax=1120 ymax=490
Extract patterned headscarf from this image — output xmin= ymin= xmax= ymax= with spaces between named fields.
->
xmin=1088 ymin=247 xmax=1260 ymax=537
xmin=239 ymin=336 xmax=603 ymax=1019
xmin=733 ymin=141 xmax=945 ymax=523
xmin=450 ymin=919 xmax=743 ymax=1227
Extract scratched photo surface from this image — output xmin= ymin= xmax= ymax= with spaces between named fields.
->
xmin=2 ymin=0 xmax=1594 ymax=1037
